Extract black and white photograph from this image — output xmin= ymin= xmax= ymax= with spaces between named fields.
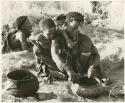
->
xmin=0 ymin=0 xmax=124 ymax=102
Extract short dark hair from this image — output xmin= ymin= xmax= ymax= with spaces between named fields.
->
xmin=66 ymin=12 xmax=84 ymax=23
xmin=54 ymin=14 xmax=66 ymax=21
xmin=13 ymin=16 xmax=27 ymax=30
xmin=39 ymin=18 xmax=56 ymax=30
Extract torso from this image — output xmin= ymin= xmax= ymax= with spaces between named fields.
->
xmin=66 ymin=31 xmax=93 ymax=73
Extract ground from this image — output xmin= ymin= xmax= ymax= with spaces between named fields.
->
xmin=1 ymin=25 xmax=124 ymax=102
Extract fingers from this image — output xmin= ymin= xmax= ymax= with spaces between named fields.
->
xmin=87 ymin=68 xmax=91 ymax=78
xmin=68 ymin=76 xmax=72 ymax=82
xmin=67 ymin=40 xmax=74 ymax=48
xmin=88 ymin=71 xmax=92 ymax=78
xmin=68 ymin=72 xmax=80 ymax=83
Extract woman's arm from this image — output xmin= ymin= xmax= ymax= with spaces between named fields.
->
xmin=61 ymin=30 xmax=74 ymax=48
xmin=91 ymin=44 xmax=100 ymax=68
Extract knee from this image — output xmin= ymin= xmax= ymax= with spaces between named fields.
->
xmin=33 ymin=46 xmax=41 ymax=56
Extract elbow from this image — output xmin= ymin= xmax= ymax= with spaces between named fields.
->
xmin=98 ymin=54 xmax=100 ymax=60
xmin=93 ymin=53 xmax=100 ymax=61
xmin=96 ymin=54 xmax=100 ymax=62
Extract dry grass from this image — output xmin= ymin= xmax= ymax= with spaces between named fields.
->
xmin=0 ymin=1 xmax=124 ymax=31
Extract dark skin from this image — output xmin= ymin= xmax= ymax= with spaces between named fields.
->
xmin=51 ymin=18 xmax=100 ymax=81
xmin=51 ymin=30 xmax=79 ymax=82
xmin=66 ymin=18 xmax=100 ymax=78
xmin=54 ymin=19 xmax=74 ymax=49
xmin=30 ymin=26 xmax=77 ymax=81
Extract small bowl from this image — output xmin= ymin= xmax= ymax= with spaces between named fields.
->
xmin=78 ymin=76 xmax=100 ymax=86
xmin=71 ymin=76 xmax=103 ymax=98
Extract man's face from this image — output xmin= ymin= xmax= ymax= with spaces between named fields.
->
xmin=43 ymin=27 xmax=56 ymax=40
xmin=68 ymin=19 xmax=80 ymax=30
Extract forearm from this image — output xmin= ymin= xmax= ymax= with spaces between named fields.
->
xmin=30 ymin=40 xmax=40 ymax=48
xmin=62 ymin=30 xmax=70 ymax=41
xmin=92 ymin=55 xmax=100 ymax=68
xmin=90 ymin=44 xmax=101 ymax=67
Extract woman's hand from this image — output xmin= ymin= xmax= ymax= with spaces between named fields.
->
xmin=87 ymin=65 xmax=95 ymax=78
xmin=66 ymin=39 xmax=74 ymax=49
xmin=67 ymin=71 xmax=80 ymax=83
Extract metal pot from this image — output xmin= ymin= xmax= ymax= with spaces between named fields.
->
xmin=71 ymin=76 xmax=104 ymax=98
xmin=6 ymin=70 xmax=39 ymax=97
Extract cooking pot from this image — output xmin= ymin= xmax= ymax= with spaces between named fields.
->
xmin=6 ymin=70 xmax=39 ymax=97
xmin=71 ymin=76 xmax=104 ymax=98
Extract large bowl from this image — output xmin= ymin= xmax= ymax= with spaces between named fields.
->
xmin=71 ymin=76 xmax=104 ymax=98
xmin=6 ymin=70 xmax=39 ymax=97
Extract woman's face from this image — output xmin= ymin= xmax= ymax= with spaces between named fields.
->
xmin=43 ymin=27 xmax=56 ymax=40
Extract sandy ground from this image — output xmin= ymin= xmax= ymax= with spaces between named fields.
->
xmin=1 ymin=52 xmax=124 ymax=102
xmin=1 ymin=26 xmax=124 ymax=102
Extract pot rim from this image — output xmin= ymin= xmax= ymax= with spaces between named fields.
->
xmin=7 ymin=70 xmax=36 ymax=82
xmin=77 ymin=76 xmax=101 ymax=87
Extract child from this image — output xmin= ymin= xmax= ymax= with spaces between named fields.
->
xmin=54 ymin=14 xmax=74 ymax=49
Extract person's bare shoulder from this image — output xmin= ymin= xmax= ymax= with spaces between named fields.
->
xmin=52 ymin=30 xmax=66 ymax=48
xmin=78 ymin=33 xmax=92 ymax=43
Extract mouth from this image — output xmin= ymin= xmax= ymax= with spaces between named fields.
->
xmin=73 ymin=25 xmax=79 ymax=29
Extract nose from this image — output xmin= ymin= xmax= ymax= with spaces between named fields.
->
xmin=72 ymin=20 xmax=80 ymax=29
xmin=75 ymin=20 xmax=80 ymax=26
